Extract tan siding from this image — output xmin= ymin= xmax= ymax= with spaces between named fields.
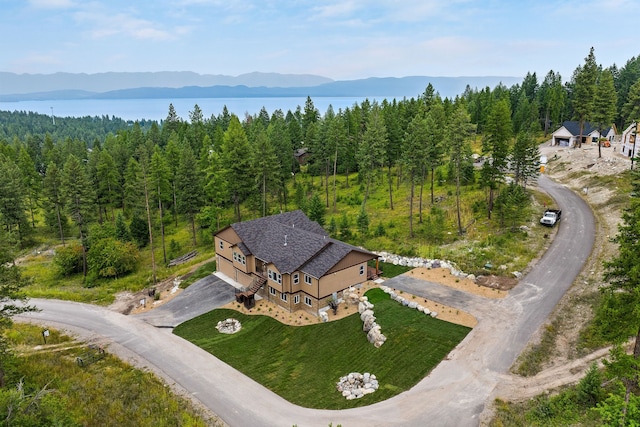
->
xmin=217 ymin=255 xmax=235 ymax=278
xmin=216 ymin=227 xmax=241 ymax=244
xmin=326 ymin=251 xmax=376 ymax=274
xmin=214 ymin=236 xmax=234 ymax=264
xmin=318 ymin=262 xmax=367 ymax=299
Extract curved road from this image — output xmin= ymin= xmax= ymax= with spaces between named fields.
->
xmin=20 ymin=175 xmax=594 ymax=427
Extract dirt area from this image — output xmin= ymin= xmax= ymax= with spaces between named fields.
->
xmin=109 ymin=258 xmax=215 ymax=315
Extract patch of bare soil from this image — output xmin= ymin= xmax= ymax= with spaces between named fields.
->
xmin=474 ymin=274 xmax=518 ymax=292
xmin=108 ymin=258 xmax=214 ymax=315
xmin=406 ymin=267 xmax=509 ymax=298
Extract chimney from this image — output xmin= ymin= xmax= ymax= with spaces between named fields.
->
xmin=284 ymin=234 xmax=288 ymax=246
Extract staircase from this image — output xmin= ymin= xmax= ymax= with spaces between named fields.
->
xmin=235 ymin=276 xmax=266 ymax=309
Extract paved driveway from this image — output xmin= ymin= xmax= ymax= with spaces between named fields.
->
xmin=20 ymin=175 xmax=595 ymax=427
xmin=135 ymin=274 xmax=236 ymax=327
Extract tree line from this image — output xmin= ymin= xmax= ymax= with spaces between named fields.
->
xmin=0 ymin=47 xmax=639 ymax=283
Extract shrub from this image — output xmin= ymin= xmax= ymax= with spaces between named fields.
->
xmin=53 ymin=244 xmax=84 ymax=277
xmin=87 ymin=237 xmax=139 ymax=278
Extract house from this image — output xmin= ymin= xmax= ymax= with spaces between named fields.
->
xmin=620 ymin=123 xmax=638 ymax=158
xmin=551 ymin=121 xmax=601 ymax=147
xmin=214 ymin=210 xmax=379 ymax=316
xmin=294 ymin=147 xmax=310 ymax=165
xmin=601 ymin=125 xmax=619 ymax=144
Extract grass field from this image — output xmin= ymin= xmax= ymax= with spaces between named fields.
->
xmin=173 ymin=287 xmax=471 ymax=409
xmin=3 ymin=323 xmax=217 ymax=427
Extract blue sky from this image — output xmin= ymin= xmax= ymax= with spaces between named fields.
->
xmin=1 ymin=0 xmax=638 ymax=81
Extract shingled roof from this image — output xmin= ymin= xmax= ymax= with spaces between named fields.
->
xmin=561 ymin=121 xmax=599 ymax=136
xmin=229 ymin=210 xmax=376 ymax=277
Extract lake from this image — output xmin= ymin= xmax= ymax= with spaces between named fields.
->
xmin=0 ymin=96 xmax=401 ymax=122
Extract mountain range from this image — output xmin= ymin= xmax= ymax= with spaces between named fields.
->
xmin=0 ymin=71 xmax=522 ymax=101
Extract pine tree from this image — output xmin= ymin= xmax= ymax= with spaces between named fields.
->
xmin=481 ymin=98 xmax=512 ymax=219
xmin=447 ymin=106 xmax=476 ymax=235
xmin=221 ymin=115 xmax=252 ymax=222
xmin=592 ymin=68 xmax=618 ymax=158
xmin=61 ymin=155 xmax=94 ymax=277
xmin=176 ymin=141 xmax=202 ymax=246
xmin=43 ymin=162 xmax=66 ymax=244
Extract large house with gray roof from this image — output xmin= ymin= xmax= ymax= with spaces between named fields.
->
xmin=214 ymin=210 xmax=379 ymax=316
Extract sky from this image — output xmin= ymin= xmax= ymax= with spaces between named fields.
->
xmin=1 ymin=0 xmax=638 ymax=81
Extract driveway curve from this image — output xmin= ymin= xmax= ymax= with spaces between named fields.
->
xmin=20 ymin=175 xmax=594 ymax=427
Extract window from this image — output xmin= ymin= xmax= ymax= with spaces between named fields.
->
xmin=359 ymin=265 xmax=365 ymax=276
xmin=304 ymin=274 xmax=312 ymax=285
xmin=268 ymin=269 xmax=282 ymax=284
xmin=294 ymin=295 xmax=300 ymax=304
xmin=233 ymin=252 xmax=237 ymax=262
xmin=219 ymin=240 xmax=224 ymax=250
xmin=269 ymin=287 xmax=276 ymax=296
xmin=293 ymin=273 xmax=299 ymax=285
xmin=304 ymin=296 xmax=312 ymax=307
xmin=281 ymin=293 xmax=288 ymax=302
xmin=240 ymin=254 xmax=246 ymax=265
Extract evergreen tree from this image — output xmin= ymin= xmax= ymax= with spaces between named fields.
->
xmin=357 ymin=102 xmax=387 ymax=208
xmin=251 ymin=126 xmax=279 ymax=217
xmin=61 ymin=155 xmax=94 ymax=277
xmin=0 ymin=229 xmax=35 ymax=387
xmin=447 ymin=106 xmax=476 ymax=235
xmin=16 ymin=147 xmax=40 ymax=228
xmin=592 ymin=68 xmax=618 ymax=158
xmin=572 ymin=47 xmax=598 ymax=147
xmin=402 ymin=114 xmax=429 ymax=237
xmin=42 ymin=162 xmax=66 ymax=244
xmin=307 ymin=193 xmax=326 ymax=227
xmin=481 ymin=98 xmax=512 ymax=219
xmin=176 ymin=141 xmax=202 ymax=246
xmin=150 ymin=146 xmax=171 ymax=264
xmin=510 ymin=129 xmax=540 ymax=188
xmin=0 ymin=156 xmax=30 ymax=245
xmin=621 ymin=80 xmax=640 ymax=126
xmin=96 ymin=150 xmax=120 ymax=223
xmin=221 ymin=115 xmax=252 ymax=222
xmin=114 ymin=212 xmax=131 ymax=242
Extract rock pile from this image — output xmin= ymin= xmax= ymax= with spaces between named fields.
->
xmin=380 ymin=285 xmax=438 ymax=318
xmin=357 ymin=296 xmax=386 ymax=347
xmin=336 ymin=372 xmax=379 ymax=400
xmin=375 ymin=251 xmax=476 ymax=281
xmin=216 ymin=318 xmax=242 ymax=334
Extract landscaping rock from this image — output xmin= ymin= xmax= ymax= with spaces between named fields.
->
xmin=216 ymin=318 xmax=242 ymax=334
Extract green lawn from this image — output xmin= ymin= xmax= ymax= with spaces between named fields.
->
xmin=173 ymin=288 xmax=471 ymax=409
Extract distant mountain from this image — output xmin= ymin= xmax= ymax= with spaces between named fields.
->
xmin=0 ymin=71 xmax=334 ymax=95
xmin=0 ymin=72 xmax=522 ymax=102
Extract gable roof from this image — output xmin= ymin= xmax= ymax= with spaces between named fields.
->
xmin=560 ymin=121 xmax=599 ymax=136
xmin=226 ymin=210 xmax=375 ymax=277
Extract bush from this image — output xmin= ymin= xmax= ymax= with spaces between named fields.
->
xmin=87 ymin=237 xmax=139 ymax=278
xmin=53 ymin=244 xmax=84 ymax=277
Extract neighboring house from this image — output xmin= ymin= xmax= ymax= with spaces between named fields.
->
xmin=601 ymin=125 xmax=619 ymax=143
xmin=214 ymin=210 xmax=378 ymax=316
xmin=551 ymin=121 xmax=601 ymax=147
xmin=620 ymin=123 xmax=638 ymax=158
xmin=294 ymin=147 xmax=310 ymax=165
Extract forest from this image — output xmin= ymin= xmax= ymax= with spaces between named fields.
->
xmin=0 ymin=48 xmax=639 ymax=283
xmin=2 ymin=47 xmax=640 ymax=424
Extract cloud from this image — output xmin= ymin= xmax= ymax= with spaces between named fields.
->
xmin=74 ymin=11 xmax=175 ymax=41
xmin=28 ymin=0 xmax=75 ymax=9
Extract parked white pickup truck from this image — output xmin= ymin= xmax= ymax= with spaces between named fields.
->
xmin=540 ymin=209 xmax=561 ymax=226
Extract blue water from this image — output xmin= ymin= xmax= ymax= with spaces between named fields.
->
xmin=0 ymin=96 xmax=396 ymax=122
